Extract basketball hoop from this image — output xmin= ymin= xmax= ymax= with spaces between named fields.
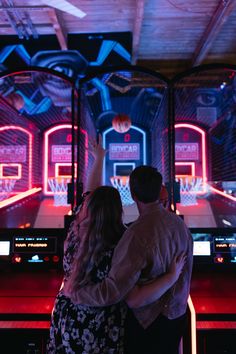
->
xmin=177 ymin=175 xmax=202 ymax=206
xmin=0 ymin=179 xmax=16 ymax=201
xmin=110 ymin=176 xmax=134 ymax=206
xmin=48 ymin=177 xmax=71 ymax=206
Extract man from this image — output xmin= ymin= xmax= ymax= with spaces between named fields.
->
xmin=65 ymin=166 xmax=193 ymax=354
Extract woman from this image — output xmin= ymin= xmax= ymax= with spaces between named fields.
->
xmin=47 ymin=137 xmax=185 ymax=353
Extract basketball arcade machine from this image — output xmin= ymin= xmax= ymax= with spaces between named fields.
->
xmin=172 ymin=64 xmax=236 ymax=354
xmin=79 ymin=66 xmax=170 ymax=224
xmin=0 ymin=67 xmax=81 ymax=353
xmin=0 ymin=63 xmax=234 ymax=353
xmin=80 ymin=65 xmax=236 ymax=354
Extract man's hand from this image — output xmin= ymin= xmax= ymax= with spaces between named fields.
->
xmin=168 ymin=253 xmax=186 ymax=283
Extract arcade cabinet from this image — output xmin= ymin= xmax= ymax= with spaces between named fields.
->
xmin=0 ymin=68 xmax=79 ymax=353
xmin=0 ymin=228 xmax=64 ymax=353
xmin=173 ymin=65 xmax=236 ymax=354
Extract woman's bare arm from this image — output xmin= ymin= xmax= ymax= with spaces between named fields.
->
xmin=85 ymin=134 xmax=107 ymax=191
xmin=125 ymin=253 xmax=186 ymax=308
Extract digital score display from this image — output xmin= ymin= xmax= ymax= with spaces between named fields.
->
xmin=214 ymin=236 xmax=236 ymax=253
xmin=0 ymin=231 xmax=64 ymax=267
xmin=191 ymin=231 xmax=236 ymax=265
xmin=13 ymin=237 xmax=57 ymax=254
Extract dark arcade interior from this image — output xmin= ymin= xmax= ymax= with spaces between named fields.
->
xmin=0 ymin=37 xmax=235 ymax=354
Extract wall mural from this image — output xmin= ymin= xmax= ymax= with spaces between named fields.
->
xmin=0 ymin=32 xmax=132 ymax=114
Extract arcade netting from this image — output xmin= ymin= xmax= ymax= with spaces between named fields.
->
xmin=0 ymin=64 xmax=235 ymax=231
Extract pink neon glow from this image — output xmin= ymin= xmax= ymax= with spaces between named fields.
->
xmin=210 ymin=186 xmax=236 ymax=202
xmin=188 ymin=295 xmax=197 ymax=354
xmin=175 ymin=123 xmax=207 ymax=192
xmin=55 ymin=162 xmax=77 ymax=178
xmin=0 ymin=187 xmax=41 ymax=209
xmin=44 ymin=125 xmax=88 ymax=196
xmin=0 ymin=126 xmax=33 ymax=189
xmin=175 ymin=162 xmax=195 ymax=177
xmin=0 ymin=163 xmax=22 ymax=179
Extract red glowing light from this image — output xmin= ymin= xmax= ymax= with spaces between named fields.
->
xmin=175 ymin=123 xmax=207 ymax=193
xmin=52 ymin=255 xmax=60 ymax=263
xmin=182 ymin=132 xmax=189 ymax=142
xmin=124 ymin=133 xmax=131 ymax=142
xmin=175 ymin=162 xmax=195 ymax=177
xmin=12 ymin=256 xmax=22 ymax=263
xmin=66 ymin=134 xmax=72 ymax=143
xmin=210 ymin=186 xmax=236 ymax=202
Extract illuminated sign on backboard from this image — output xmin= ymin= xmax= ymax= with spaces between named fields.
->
xmin=51 ymin=145 xmax=78 ymax=162
xmin=175 ymin=143 xmax=199 ymax=160
xmin=0 ymin=145 xmax=26 ymax=162
xmin=109 ymin=143 xmax=140 ymax=160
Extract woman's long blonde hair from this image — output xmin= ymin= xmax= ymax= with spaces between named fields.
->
xmin=67 ymin=186 xmax=124 ymax=292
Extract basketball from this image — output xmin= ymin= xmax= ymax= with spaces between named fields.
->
xmin=112 ymin=113 xmax=131 ymax=133
xmin=6 ymin=92 xmax=25 ymax=111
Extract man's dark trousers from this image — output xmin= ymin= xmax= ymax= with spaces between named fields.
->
xmin=124 ymin=308 xmax=187 ymax=354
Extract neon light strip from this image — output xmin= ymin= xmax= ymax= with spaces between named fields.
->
xmin=210 ymin=186 xmax=236 ymax=202
xmin=0 ymin=163 xmax=22 ymax=179
xmin=113 ymin=162 xmax=136 ymax=178
xmin=0 ymin=126 xmax=32 ymax=189
xmin=187 ymin=295 xmax=197 ymax=354
xmin=175 ymin=162 xmax=195 ymax=177
xmin=175 ymin=123 xmax=207 ymax=192
xmin=0 ymin=187 xmax=41 ymax=209
xmin=55 ymin=162 xmax=77 ymax=178
xmin=102 ymin=125 xmax=147 ymax=184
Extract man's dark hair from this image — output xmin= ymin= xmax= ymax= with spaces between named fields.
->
xmin=129 ymin=166 xmax=163 ymax=203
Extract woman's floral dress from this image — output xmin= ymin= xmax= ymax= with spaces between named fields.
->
xmin=47 ymin=219 xmax=127 ymax=354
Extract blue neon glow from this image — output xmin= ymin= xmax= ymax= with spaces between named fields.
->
xmin=91 ymin=78 xmax=112 ymax=111
xmin=112 ymin=42 xmax=131 ymax=63
xmin=89 ymin=40 xmax=131 ymax=66
xmin=28 ymin=254 xmax=43 ymax=263
xmin=0 ymin=45 xmax=31 ymax=64
xmin=15 ymin=90 xmax=52 ymax=115
xmin=113 ymin=162 xmax=136 ymax=177
xmin=102 ymin=125 xmax=147 ymax=186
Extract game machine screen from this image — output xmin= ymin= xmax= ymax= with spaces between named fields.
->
xmin=79 ymin=67 xmax=170 ymax=223
xmin=173 ymin=66 xmax=236 ymax=354
xmin=191 ymin=228 xmax=236 ymax=266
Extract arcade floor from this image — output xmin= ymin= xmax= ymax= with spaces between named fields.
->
xmin=0 ymin=192 xmax=71 ymax=229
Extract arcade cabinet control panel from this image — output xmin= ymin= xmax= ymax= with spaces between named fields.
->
xmin=189 ymin=228 xmax=236 ymax=354
xmin=0 ymin=228 xmax=65 ymax=268
xmin=0 ymin=228 xmax=65 ymax=353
